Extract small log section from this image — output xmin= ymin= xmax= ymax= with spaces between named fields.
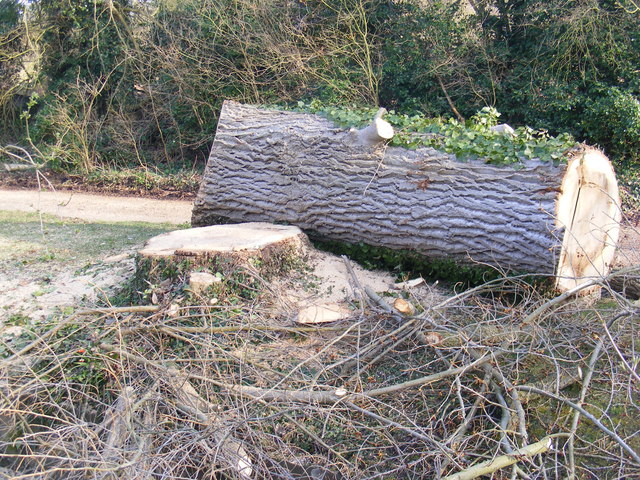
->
xmin=136 ymin=222 xmax=309 ymax=287
xmin=192 ymin=101 xmax=621 ymax=292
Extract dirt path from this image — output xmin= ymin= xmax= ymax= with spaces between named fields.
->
xmin=0 ymin=188 xmax=193 ymax=224
xmin=0 ymin=188 xmax=192 ymax=323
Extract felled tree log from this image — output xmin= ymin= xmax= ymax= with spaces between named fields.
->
xmin=192 ymin=101 xmax=621 ymax=292
xmin=441 ymin=436 xmax=554 ymax=480
xmin=607 ymin=271 xmax=640 ymax=299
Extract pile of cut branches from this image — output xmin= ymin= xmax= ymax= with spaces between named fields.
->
xmin=1 ymin=263 xmax=639 ymax=479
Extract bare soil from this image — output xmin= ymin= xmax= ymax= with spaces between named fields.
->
xmin=0 ymin=205 xmax=182 ymax=323
xmin=0 ymin=187 xmax=194 ymax=323
xmin=0 ymin=189 xmax=193 ymax=225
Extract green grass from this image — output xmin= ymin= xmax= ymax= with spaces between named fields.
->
xmin=0 ymin=210 xmax=180 ymax=264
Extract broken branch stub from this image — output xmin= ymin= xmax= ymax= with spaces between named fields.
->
xmin=350 ymin=107 xmax=394 ymax=146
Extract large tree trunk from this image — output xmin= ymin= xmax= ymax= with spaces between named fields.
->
xmin=192 ymin=101 xmax=621 ymax=292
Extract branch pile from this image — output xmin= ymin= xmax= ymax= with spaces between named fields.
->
xmin=1 ymin=265 xmax=638 ymax=479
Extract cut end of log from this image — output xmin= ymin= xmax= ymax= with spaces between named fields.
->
xmin=555 ymin=147 xmax=621 ymax=293
xmin=393 ymin=298 xmax=415 ymax=316
xmin=373 ymin=117 xmax=394 ymax=140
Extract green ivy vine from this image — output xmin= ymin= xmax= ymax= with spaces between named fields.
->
xmin=292 ymin=101 xmax=576 ymax=166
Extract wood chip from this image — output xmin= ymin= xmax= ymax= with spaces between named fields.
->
xmin=393 ymin=298 xmax=415 ymax=316
xmin=296 ymin=304 xmax=349 ymax=324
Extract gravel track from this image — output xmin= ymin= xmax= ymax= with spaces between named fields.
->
xmin=0 ymin=188 xmax=193 ymax=225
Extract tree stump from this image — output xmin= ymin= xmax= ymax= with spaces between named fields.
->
xmin=191 ymin=101 xmax=621 ymax=293
xmin=136 ymin=223 xmax=309 ymax=293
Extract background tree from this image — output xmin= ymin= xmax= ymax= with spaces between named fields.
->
xmin=0 ymin=0 xmax=28 ymax=142
xmin=490 ymin=0 xmax=640 ymax=165
xmin=2 ymin=0 xmax=638 ymax=173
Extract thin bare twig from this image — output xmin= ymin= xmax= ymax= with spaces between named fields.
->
xmin=514 ymin=385 xmax=640 ymax=464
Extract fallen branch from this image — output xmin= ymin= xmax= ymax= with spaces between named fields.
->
xmin=415 ymin=328 xmax=528 ymax=445
xmin=4 ymin=305 xmax=161 ymax=364
xmin=419 ymin=325 xmax=529 ymax=348
xmin=363 ymin=285 xmax=394 ymax=313
xmin=520 ymin=368 xmax=580 ymax=403
xmin=567 ymin=334 xmax=604 ymax=480
xmin=77 ymin=305 xmax=161 ymax=316
xmin=162 ymin=370 xmax=253 ymax=479
xmin=341 ymin=255 xmax=369 ymax=309
xmin=97 ymin=346 xmax=254 ymax=479
xmin=364 ymin=284 xmax=528 ymax=349
xmin=442 ymin=436 xmax=555 ymax=480
xmin=120 ymin=323 xmax=343 ymax=336
xmin=344 ymin=329 xmax=413 ymax=383
xmin=99 ymin=344 xmax=491 ymax=405
xmin=523 ymin=266 xmax=640 ymax=325
xmin=99 ymin=386 xmax=138 ymax=479
xmin=602 ymin=314 xmax=640 ymax=384
xmin=362 ymin=353 xmax=491 ymax=398
xmin=234 ymin=353 xmax=492 ymax=403
xmin=3 ymin=163 xmax=37 ymax=171
xmin=514 ymin=385 xmax=640 ymax=464
xmin=468 ymin=348 xmax=529 ymax=444
xmin=445 ymin=372 xmax=492 ymax=447
xmin=4 ymin=313 xmax=81 ymax=364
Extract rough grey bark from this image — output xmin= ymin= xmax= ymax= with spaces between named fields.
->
xmin=192 ymin=101 xmax=570 ymax=274
xmin=608 ymin=272 xmax=640 ymax=299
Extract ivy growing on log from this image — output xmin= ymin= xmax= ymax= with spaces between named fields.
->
xmin=292 ymin=101 xmax=577 ymax=166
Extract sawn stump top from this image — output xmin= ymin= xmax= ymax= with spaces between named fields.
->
xmin=138 ymin=222 xmax=305 ymax=257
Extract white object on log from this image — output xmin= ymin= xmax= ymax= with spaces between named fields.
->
xmin=192 ymin=101 xmax=621 ymax=293
xmin=490 ymin=123 xmax=515 ymax=135
xmin=350 ymin=107 xmax=394 ymax=146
